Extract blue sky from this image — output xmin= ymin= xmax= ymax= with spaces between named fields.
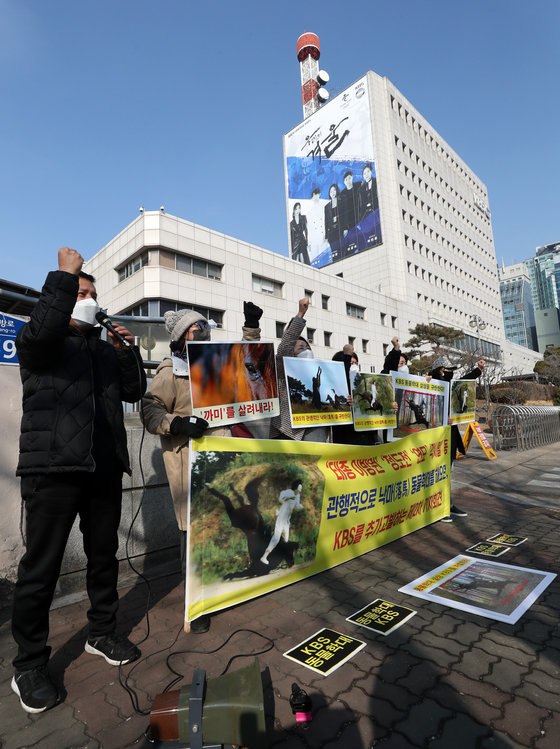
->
xmin=1 ymin=0 xmax=558 ymax=289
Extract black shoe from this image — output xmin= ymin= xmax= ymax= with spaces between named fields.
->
xmin=11 ymin=665 xmax=59 ymax=713
xmin=440 ymin=515 xmax=453 ymax=523
xmin=85 ymin=633 xmax=140 ymax=666
xmin=450 ymin=504 xmax=468 ymax=517
xmin=190 ymin=615 xmax=210 ymax=634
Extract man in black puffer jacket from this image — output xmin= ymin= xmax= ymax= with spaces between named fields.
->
xmin=11 ymin=247 xmax=146 ymax=715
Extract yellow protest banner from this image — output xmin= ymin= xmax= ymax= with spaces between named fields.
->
xmin=185 ymin=428 xmax=452 ymax=623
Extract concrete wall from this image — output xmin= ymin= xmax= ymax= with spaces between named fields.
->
xmin=0 ymin=365 xmax=180 ymax=603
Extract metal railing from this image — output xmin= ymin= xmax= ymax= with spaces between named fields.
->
xmin=492 ymin=405 xmax=560 ymax=451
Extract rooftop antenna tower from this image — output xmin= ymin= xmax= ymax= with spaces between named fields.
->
xmin=297 ymin=32 xmax=330 ymax=119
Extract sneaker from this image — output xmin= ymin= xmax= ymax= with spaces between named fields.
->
xmin=440 ymin=515 xmax=453 ymax=523
xmin=11 ymin=665 xmax=59 ymax=713
xmin=190 ymin=615 xmax=210 ymax=634
xmin=85 ymin=634 xmax=140 ymax=666
xmin=450 ymin=504 xmax=468 ymax=517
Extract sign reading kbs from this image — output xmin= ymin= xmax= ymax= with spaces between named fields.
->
xmin=346 ymin=599 xmax=416 ymax=635
xmin=283 ymin=628 xmax=366 ymax=676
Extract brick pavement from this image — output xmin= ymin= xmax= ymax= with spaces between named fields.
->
xmin=1 ymin=484 xmax=559 ymax=749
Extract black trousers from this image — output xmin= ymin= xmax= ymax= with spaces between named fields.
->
xmin=12 ymin=471 xmax=123 ymax=671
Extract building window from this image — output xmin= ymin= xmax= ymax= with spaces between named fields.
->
xmin=117 ymin=251 xmax=148 ymax=282
xmin=252 ymin=274 xmax=283 ymax=297
xmin=275 ymin=321 xmax=285 ymax=338
xmin=391 ymin=316 xmax=397 ymax=328
xmin=122 ymin=302 xmax=149 ymax=316
xmin=362 ymin=339 xmax=369 ymax=354
xmin=158 ymin=301 xmax=223 ymax=327
xmin=383 ymin=343 xmax=388 ymax=356
xmin=322 ymin=294 xmax=330 ymax=310
xmin=346 ymin=302 xmax=365 ymax=320
xmin=348 ymin=336 xmax=355 ymax=346
xmin=176 ymin=253 xmax=222 ymax=280
xmin=324 ymin=331 xmax=332 ymax=347
xmin=304 ymin=289 xmax=314 ymax=303
xmin=380 ymin=313 xmax=386 ymax=325
xmin=307 ymin=328 xmax=315 ymax=345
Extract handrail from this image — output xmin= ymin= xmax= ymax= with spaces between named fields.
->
xmin=492 ymin=404 xmax=560 ymax=451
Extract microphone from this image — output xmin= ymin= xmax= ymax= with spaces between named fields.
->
xmin=95 ymin=311 xmax=131 ymax=347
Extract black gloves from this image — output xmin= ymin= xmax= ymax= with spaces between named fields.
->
xmin=170 ymin=415 xmax=209 ymax=438
xmin=243 ymin=301 xmax=263 ymax=329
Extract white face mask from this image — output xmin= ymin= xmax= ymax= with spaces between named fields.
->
xmin=350 ymin=364 xmax=359 ymax=373
xmin=398 ymin=365 xmax=409 ymax=374
xmin=71 ymin=298 xmax=100 ymax=329
xmin=297 ymin=349 xmax=313 ymax=359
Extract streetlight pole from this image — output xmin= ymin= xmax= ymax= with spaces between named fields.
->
xmin=469 ymin=315 xmax=489 ymax=419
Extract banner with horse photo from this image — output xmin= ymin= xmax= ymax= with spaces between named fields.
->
xmin=351 ymin=372 xmax=396 ymax=431
xmin=185 ymin=428 xmax=452 ymax=623
xmin=391 ymin=372 xmax=449 ymax=440
xmin=283 ymin=357 xmax=352 ymax=428
xmin=187 ymin=341 xmax=279 ymax=428
xmin=449 ymin=379 xmax=477 ymax=426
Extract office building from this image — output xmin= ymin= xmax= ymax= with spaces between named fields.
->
xmin=84 ymin=47 xmax=541 ymax=376
xmin=525 ymin=241 xmax=560 ymax=311
xmin=498 ymin=263 xmax=538 ymax=351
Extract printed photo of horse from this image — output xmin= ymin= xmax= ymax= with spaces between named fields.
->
xmin=187 ymin=341 xmax=279 ymax=426
xmin=450 ymin=379 xmax=476 ymax=425
xmin=284 ymin=357 xmax=352 ymax=427
xmin=351 ymin=373 xmax=395 ymax=421
xmin=188 ymin=448 xmax=324 ymax=587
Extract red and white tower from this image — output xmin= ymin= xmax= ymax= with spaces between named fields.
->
xmin=297 ymin=32 xmax=329 ymax=120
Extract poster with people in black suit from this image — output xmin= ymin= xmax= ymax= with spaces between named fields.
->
xmin=284 ymin=74 xmax=382 ymax=268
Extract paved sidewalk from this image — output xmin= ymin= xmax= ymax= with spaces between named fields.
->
xmin=1 ymin=445 xmax=559 ymax=749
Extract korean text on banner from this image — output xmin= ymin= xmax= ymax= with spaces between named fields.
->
xmin=185 ymin=428 xmax=451 ymax=622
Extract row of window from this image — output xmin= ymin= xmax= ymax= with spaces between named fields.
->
xmin=118 ymin=259 xmax=397 ymax=330
xmin=124 ymin=300 xmax=224 ymax=327
xmin=390 ymin=96 xmax=486 ymax=199
xmin=253 ymin=278 xmax=397 ymax=326
xmin=118 ymin=249 xmax=222 ymax=283
xmin=401 ymin=217 xmax=500 ymax=310
xmin=398 ymin=180 xmax=492 ymax=261
xmin=274 ymin=321 xmax=371 ymax=354
xmin=401 ymin=207 xmax=496 ymax=277
xmin=394 ymin=141 xmax=492 ymax=237
xmin=405 ymin=254 xmax=500 ymax=314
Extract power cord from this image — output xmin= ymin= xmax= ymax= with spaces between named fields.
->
xmin=118 ymin=626 xmax=274 ymax=716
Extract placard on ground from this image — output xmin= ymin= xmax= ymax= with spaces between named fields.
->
xmin=398 ymin=555 xmax=556 ymax=624
xmin=465 ymin=542 xmax=510 ymax=558
xmin=487 ymin=533 xmax=527 ymax=546
xmin=346 ymin=598 xmax=416 ymax=635
xmin=283 ymin=628 xmax=366 ymax=676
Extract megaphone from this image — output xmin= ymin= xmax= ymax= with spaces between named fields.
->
xmin=150 ymin=657 xmax=267 ymax=748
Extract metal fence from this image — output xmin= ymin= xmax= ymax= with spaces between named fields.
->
xmin=492 ymin=405 xmax=560 ymax=451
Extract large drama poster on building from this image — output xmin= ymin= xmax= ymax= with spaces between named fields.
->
xmin=185 ymin=428 xmax=451 ymax=622
xmin=391 ymin=372 xmax=449 ymax=440
xmin=284 ymin=75 xmax=382 ymax=268
xmin=187 ymin=342 xmax=279 ymax=428
xmin=283 ymin=357 xmax=352 ymax=428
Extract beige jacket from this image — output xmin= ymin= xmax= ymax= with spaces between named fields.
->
xmin=141 ymin=326 xmax=260 ymax=530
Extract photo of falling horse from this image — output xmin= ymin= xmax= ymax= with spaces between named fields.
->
xmin=205 ymin=476 xmax=299 ymax=578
